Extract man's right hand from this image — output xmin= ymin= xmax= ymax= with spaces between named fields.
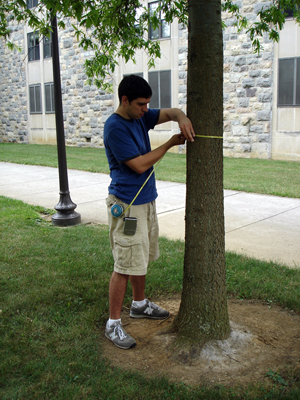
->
xmin=169 ymin=133 xmax=187 ymax=147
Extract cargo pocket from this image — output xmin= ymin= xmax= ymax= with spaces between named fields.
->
xmin=113 ymin=232 xmax=143 ymax=271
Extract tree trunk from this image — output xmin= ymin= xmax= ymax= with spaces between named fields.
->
xmin=172 ymin=0 xmax=230 ymax=349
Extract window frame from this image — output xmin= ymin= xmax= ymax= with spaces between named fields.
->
xmin=148 ymin=1 xmax=171 ymax=40
xmin=44 ymin=82 xmax=55 ymax=113
xmin=28 ymin=31 xmax=40 ymax=62
xmin=278 ymin=57 xmax=300 ymax=107
xmin=29 ymin=84 xmax=42 ymax=114
xmin=148 ymin=70 xmax=171 ymax=109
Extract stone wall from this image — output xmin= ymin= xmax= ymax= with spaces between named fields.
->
xmin=222 ymin=0 xmax=273 ymax=158
xmin=0 ymin=2 xmax=274 ymax=158
xmin=166 ymin=0 xmax=274 ymax=159
xmin=0 ymin=21 xmax=28 ymax=143
xmin=0 ymin=18 xmax=114 ymax=147
xmin=59 ymin=19 xmax=114 ymax=147
xmin=177 ymin=22 xmax=188 ymax=112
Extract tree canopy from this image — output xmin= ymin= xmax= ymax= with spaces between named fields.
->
xmin=1 ymin=0 xmax=300 ymax=90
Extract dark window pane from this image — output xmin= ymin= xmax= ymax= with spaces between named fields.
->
xmin=44 ymin=33 xmax=52 ymax=58
xmin=148 ymin=72 xmax=159 ymax=108
xmin=160 ymin=71 xmax=171 ymax=108
xmin=28 ymin=33 xmax=34 ymax=47
xmin=283 ymin=7 xmax=298 ymax=18
xmin=45 ymin=83 xmax=54 ymax=113
xmin=35 ymin=45 xmax=40 ymax=60
xmin=51 ymin=84 xmax=55 ymax=111
xmin=45 ymin=85 xmax=51 ymax=112
xmin=278 ymin=59 xmax=294 ymax=106
xmin=35 ymin=86 xmax=41 ymax=112
xmin=296 ymin=59 xmax=300 ymax=105
xmin=28 ymin=31 xmax=40 ymax=61
xmin=28 ymin=48 xmax=34 ymax=61
xmin=27 ymin=0 xmax=38 ymax=8
xmin=29 ymin=86 xmax=35 ymax=112
xmin=34 ymin=33 xmax=39 ymax=46
xmin=29 ymin=85 xmax=42 ymax=113
xmin=44 ymin=43 xmax=50 ymax=58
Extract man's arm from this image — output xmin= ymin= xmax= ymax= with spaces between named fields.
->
xmin=125 ymin=133 xmax=186 ymax=174
xmin=125 ymin=108 xmax=195 ymax=175
xmin=157 ymin=108 xmax=195 ymax=142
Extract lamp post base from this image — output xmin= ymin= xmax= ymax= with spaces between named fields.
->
xmin=51 ymin=210 xmax=81 ymax=226
xmin=51 ymin=192 xmax=81 ymax=226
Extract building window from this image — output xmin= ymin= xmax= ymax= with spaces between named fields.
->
xmin=282 ymin=6 xmax=298 ymax=19
xmin=27 ymin=0 xmax=38 ymax=9
xmin=149 ymin=2 xmax=170 ymax=40
xmin=284 ymin=8 xmax=294 ymax=18
xmin=148 ymin=70 xmax=171 ymax=108
xmin=278 ymin=58 xmax=300 ymax=106
xmin=45 ymin=83 xmax=55 ymax=113
xmin=28 ymin=31 xmax=40 ymax=61
xmin=43 ymin=32 xmax=52 ymax=58
xmin=29 ymin=84 xmax=42 ymax=113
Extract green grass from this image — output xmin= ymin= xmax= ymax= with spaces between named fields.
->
xmin=0 ymin=143 xmax=110 ymax=174
xmin=223 ymin=157 xmax=300 ymax=198
xmin=1 ymin=196 xmax=300 ymax=399
xmin=0 ymin=143 xmax=299 ymax=197
xmin=226 ymin=252 xmax=300 ymax=311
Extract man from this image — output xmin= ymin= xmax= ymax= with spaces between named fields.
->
xmin=104 ymin=74 xmax=194 ymax=349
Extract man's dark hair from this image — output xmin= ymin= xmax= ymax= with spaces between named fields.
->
xmin=118 ymin=75 xmax=152 ymax=104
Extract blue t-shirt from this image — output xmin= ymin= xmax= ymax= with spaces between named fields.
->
xmin=104 ymin=109 xmax=160 ymax=205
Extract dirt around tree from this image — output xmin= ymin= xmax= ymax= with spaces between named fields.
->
xmin=101 ymin=295 xmax=300 ymax=388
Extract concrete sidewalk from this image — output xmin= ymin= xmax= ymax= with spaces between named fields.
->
xmin=1 ymin=162 xmax=299 ymax=268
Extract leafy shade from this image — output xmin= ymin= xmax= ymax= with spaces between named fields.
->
xmin=0 ymin=0 xmax=300 ymax=88
xmin=0 ymin=0 xmax=187 ymax=90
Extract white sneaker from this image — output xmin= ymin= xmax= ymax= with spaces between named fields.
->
xmin=105 ymin=321 xmax=136 ymax=349
xmin=130 ymin=299 xmax=169 ymax=319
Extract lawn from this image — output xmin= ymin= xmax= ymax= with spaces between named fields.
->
xmin=0 ymin=143 xmax=299 ymax=198
xmin=1 ymin=143 xmax=300 ymax=398
xmin=1 ymin=196 xmax=300 ymax=399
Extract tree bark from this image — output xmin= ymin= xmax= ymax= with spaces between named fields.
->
xmin=171 ymin=0 xmax=230 ymax=348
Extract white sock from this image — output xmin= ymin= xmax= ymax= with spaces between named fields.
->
xmin=132 ymin=299 xmax=147 ymax=307
xmin=108 ymin=318 xmax=121 ymax=327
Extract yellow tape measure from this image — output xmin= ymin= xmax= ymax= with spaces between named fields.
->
xmin=122 ymin=158 xmax=162 ymax=216
xmin=194 ymin=135 xmax=223 ymax=139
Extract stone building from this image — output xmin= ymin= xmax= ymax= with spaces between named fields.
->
xmin=0 ymin=0 xmax=299 ymax=161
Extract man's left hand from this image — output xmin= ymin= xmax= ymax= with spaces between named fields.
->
xmin=177 ymin=114 xmax=195 ymax=142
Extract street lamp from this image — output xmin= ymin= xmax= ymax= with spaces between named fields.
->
xmin=51 ymin=13 xmax=81 ymax=226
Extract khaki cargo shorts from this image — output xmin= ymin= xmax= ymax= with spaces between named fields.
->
xmin=106 ymin=194 xmax=160 ymax=276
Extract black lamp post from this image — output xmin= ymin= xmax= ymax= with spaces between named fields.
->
xmin=51 ymin=13 xmax=81 ymax=226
